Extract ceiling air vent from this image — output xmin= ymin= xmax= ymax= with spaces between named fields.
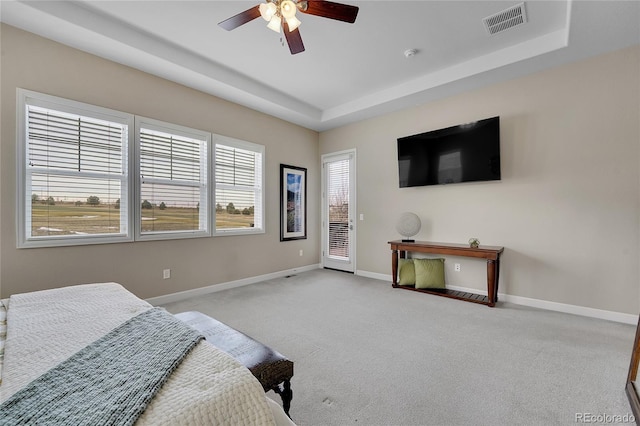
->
xmin=483 ymin=2 xmax=527 ymax=35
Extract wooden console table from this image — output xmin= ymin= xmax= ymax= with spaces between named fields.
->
xmin=389 ymin=240 xmax=504 ymax=307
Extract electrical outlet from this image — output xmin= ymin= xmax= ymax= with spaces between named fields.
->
xmin=299 ymin=249 xmax=303 ymax=256
xmin=163 ymin=269 xmax=171 ymax=279
xmin=454 ymin=263 xmax=461 ymax=272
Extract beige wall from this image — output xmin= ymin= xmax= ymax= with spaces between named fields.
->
xmin=0 ymin=24 xmax=320 ymax=299
xmin=2 ymin=23 xmax=639 ymax=315
xmin=320 ymin=45 xmax=640 ymax=315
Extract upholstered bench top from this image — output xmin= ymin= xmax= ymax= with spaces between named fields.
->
xmin=174 ymin=311 xmax=294 ymax=416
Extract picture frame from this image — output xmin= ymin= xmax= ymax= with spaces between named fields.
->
xmin=280 ymin=164 xmax=307 ymax=241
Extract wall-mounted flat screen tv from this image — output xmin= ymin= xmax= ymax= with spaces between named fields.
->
xmin=397 ymin=116 xmax=501 ymax=188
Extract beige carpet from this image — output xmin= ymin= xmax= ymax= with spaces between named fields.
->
xmin=160 ymin=269 xmax=636 ymax=426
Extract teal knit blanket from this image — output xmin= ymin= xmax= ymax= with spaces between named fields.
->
xmin=0 ymin=308 xmax=203 ymax=426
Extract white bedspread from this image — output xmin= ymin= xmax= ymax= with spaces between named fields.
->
xmin=0 ymin=283 xmax=278 ymax=425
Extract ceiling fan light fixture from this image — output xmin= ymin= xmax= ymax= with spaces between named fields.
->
xmin=259 ymin=2 xmax=277 ymax=21
xmin=280 ymin=0 xmax=297 ymax=19
xmin=267 ymin=14 xmax=282 ymax=32
xmin=286 ymin=16 xmax=301 ymax=31
xmin=218 ymin=0 xmax=358 ymax=55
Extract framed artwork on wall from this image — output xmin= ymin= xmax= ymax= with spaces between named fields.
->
xmin=280 ymin=164 xmax=307 ymax=241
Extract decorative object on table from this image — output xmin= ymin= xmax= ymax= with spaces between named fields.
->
xmin=395 ymin=212 xmax=421 ymax=242
xmin=468 ymin=238 xmax=480 ymax=248
xmin=280 ymin=164 xmax=307 ymax=241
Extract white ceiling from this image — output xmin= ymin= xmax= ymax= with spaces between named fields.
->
xmin=1 ymin=1 xmax=638 ymax=131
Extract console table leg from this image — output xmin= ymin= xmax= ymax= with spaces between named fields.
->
xmin=494 ymin=259 xmax=501 ymax=303
xmin=487 ymin=259 xmax=498 ymax=307
xmin=391 ymin=249 xmax=399 ymax=287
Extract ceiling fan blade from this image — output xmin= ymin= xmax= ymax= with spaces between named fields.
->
xmin=283 ymin=22 xmax=305 ymax=55
xmin=218 ymin=5 xmax=261 ymax=31
xmin=300 ymin=0 xmax=359 ymax=23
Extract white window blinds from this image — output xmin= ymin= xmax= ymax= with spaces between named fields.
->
xmin=214 ymin=138 xmax=264 ymax=233
xmin=24 ymin=103 xmax=129 ymax=244
xmin=18 ymin=90 xmax=265 ymax=247
xmin=327 ymin=159 xmax=350 ymax=259
xmin=138 ymin=121 xmax=209 ymax=237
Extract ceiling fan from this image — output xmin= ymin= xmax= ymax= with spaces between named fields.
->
xmin=218 ymin=0 xmax=359 ymax=55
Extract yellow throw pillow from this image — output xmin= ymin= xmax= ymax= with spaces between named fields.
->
xmin=414 ymin=258 xmax=445 ymax=289
xmin=398 ymin=259 xmax=415 ymax=285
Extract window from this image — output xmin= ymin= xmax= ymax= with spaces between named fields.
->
xmin=136 ymin=118 xmax=210 ymax=240
xmin=18 ymin=89 xmax=133 ymax=248
xmin=214 ymin=136 xmax=264 ymax=235
xmin=327 ymin=158 xmax=350 ymax=259
xmin=17 ymin=90 xmax=265 ymax=247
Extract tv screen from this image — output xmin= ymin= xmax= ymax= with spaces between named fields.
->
xmin=397 ymin=116 xmax=501 ymax=188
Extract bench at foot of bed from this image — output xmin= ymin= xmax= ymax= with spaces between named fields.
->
xmin=174 ymin=311 xmax=294 ymax=417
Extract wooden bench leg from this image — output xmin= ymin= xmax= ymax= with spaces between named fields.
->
xmin=273 ymin=379 xmax=293 ymax=418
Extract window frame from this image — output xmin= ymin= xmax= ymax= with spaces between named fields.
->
xmin=135 ymin=117 xmax=212 ymax=242
xmin=17 ymin=90 xmax=266 ymax=248
xmin=213 ymin=134 xmax=266 ymax=237
xmin=17 ymin=89 xmax=135 ymax=248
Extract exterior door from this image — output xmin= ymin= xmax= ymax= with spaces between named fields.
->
xmin=322 ymin=150 xmax=355 ymax=272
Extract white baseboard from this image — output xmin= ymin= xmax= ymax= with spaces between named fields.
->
xmin=498 ymin=293 xmax=638 ymax=325
xmin=356 ymin=270 xmax=638 ymax=325
xmin=147 ymin=266 xmax=636 ymax=325
xmin=356 ymin=270 xmax=390 ymax=281
xmin=146 ymin=263 xmax=321 ymax=306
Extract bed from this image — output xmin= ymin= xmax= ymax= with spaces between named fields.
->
xmin=0 ymin=282 xmax=295 ymax=425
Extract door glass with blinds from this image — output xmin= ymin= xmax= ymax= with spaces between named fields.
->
xmin=18 ymin=90 xmax=132 ymax=248
xmin=137 ymin=118 xmax=210 ymax=239
xmin=214 ymin=136 xmax=264 ymax=235
xmin=322 ymin=151 xmax=355 ymax=272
